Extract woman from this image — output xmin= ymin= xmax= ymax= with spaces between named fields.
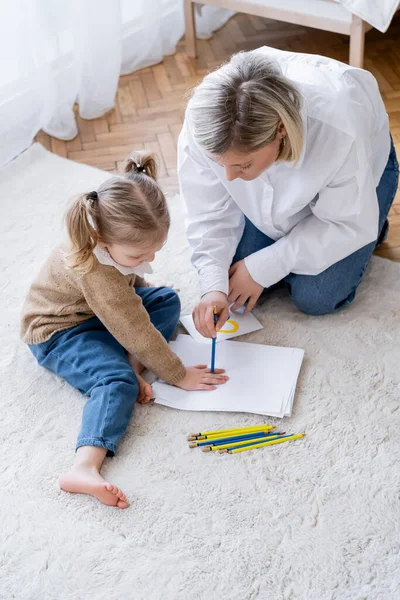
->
xmin=178 ymin=47 xmax=399 ymax=338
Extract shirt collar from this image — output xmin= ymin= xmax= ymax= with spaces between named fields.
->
xmin=93 ymin=245 xmax=153 ymax=277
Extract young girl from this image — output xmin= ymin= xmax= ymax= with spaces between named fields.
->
xmin=21 ymin=152 xmax=228 ymax=509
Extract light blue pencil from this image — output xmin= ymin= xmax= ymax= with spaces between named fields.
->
xmin=210 ymin=307 xmax=217 ymax=373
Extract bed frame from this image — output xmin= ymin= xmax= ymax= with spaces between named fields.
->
xmin=184 ymin=0 xmax=373 ymax=68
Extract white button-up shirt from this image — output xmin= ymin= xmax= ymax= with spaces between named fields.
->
xmin=178 ymin=47 xmax=391 ymax=296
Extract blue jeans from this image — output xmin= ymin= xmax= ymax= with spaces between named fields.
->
xmin=29 ymin=287 xmax=181 ymax=456
xmin=233 ymin=138 xmax=399 ymax=315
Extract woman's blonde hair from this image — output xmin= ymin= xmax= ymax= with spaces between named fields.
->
xmin=188 ymin=50 xmax=304 ymax=162
xmin=64 ymin=152 xmax=169 ymax=275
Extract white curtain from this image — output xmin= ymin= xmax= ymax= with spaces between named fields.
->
xmin=0 ymin=1 xmax=233 ymax=167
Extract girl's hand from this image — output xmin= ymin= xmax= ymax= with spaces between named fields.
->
xmin=136 ymin=373 xmax=153 ymax=404
xmin=192 ymin=291 xmax=230 ymax=338
xmin=175 ymin=365 xmax=228 ymax=391
xmin=228 ymin=260 xmax=264 ymax=313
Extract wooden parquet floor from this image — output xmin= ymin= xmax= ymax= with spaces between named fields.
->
xmin=36 ymin=12 xmax=400 ymax=261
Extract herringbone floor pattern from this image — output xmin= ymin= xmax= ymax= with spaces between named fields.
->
xmin=36 ymin=12 xmax=400 ymax=260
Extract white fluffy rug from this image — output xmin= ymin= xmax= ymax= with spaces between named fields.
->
xmin=1 ymin=144 xmax=399 ymax=600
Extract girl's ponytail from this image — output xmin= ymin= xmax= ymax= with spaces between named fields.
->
xmin=125 ymin=151 xmax=158 ymax=181
xmin=64 ymin=192 xmax=98 ymax=275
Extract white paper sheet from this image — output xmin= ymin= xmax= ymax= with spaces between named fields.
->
xmin=180 ymin=310 xmax=263 ymax=343
xmin=153 ymin=335 xmax=304 ymax=418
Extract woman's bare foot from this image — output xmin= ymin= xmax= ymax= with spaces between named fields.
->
xmin=59 ymin=466 xmax=129 ymax=509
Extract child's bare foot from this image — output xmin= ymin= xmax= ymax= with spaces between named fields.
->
xmin=59 ymin=466 xmax=129 ymax=508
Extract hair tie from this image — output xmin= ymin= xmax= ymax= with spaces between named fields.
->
xmin=134 ymin=162 xmax=146 ymax=174
xmin=87 ymin=191 xmax=98 ymax=203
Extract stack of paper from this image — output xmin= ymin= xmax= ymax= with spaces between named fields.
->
xmin=153 ymin=335 xmax=304 ymax=418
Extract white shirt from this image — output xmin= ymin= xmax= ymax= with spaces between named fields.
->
xmin=178 ymin=47 xmax=391 ymax=296
xmin=93 ymin=246 xmax=153 ymax=277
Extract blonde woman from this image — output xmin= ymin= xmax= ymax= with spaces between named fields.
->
xmin=178 ymin=48 xmax=399 ymax=338
xmin=21 ymin=152 xmax=228 ymax=508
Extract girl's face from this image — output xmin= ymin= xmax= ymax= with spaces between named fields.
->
xmin=102 ymin=239 xmax=165 ymax=268
xmin=210 ymin=126 xmax=286 ymax=182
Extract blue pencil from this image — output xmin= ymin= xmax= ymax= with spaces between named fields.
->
xmin=210 ymin=307 xmax=217 ymax=373
xmin=221 ymin=434 xmax=295 ymax=453
xmin=211 ymin=311 xmax=231 ymax=373
xmin=196 ymin=431 xmax=283 ymax=447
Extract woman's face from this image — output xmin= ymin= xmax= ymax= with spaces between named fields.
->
xmin=211 ymin=128 xmax=286 ymax=182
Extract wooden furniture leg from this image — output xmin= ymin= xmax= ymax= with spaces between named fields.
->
xmin=349 ymin=14 xmax=366 ymax=68
xmin=184 ymin=0 xmax=197 ymax=58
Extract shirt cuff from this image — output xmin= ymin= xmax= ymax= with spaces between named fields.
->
xmin=244 ymin=245 xmax=290 ymax=289
xmin=198 ymin=265 xmax=229 ymax=297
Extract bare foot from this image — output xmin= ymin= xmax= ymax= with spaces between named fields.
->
xmin=59 ymin=465 xmax=130 ymax=508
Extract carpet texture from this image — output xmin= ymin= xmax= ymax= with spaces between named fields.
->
xmin=0 ymin=144 xmax=399 ymax=600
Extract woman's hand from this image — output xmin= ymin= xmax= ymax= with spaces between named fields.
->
xmin=228 ymin=260 xmax=264 ymax=313
xmin=175 ymin=366 xmax=229 ymax=391
xmin=192 ymin=291 xmax=230 ymax=338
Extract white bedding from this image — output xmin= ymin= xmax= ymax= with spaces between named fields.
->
xmin=198 ymin=0 xmax=398 ymax=33
xmin=339 ymin=0 xmax=399 ymax=32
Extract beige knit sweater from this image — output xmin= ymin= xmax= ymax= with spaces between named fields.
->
xmin=20 ymin=244 xmax=186 ymax=385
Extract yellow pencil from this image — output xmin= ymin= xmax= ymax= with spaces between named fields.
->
xmin=187 ymin=424 xmax=275 ymax=441
xmin=199 ymin=426 xmax=274 ymax=440
xmin=202 ymin=434 xmax=285 ymax=452
xmin=189 ymin=429 xmax=280 ymax=448
xmin=191 ymin=424 xmax=274 ymax=436
xmin=189 ymin=428 xmax=275 ymax=444
xmin=226 ymin=433 xmax=306 ymax=454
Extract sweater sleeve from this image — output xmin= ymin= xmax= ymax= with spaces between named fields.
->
xmin=80 ymin=262 xmax=186 ymax=385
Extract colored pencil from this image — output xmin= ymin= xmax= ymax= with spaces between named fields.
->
xmin=203 ymin=433 xmax=288 ymax=452
xmin=188 ymin=424 xmax=274 ymax=438
xmin=226 ymin=433 xmax=306 ymax=454
xmin=209 ymin=311 xmax=231 ymax=373
xmin=187 ymin=424 xmax=275 ymax=441
xmin=210 ymin=306 xmax=217 ymax=373
xmin=190 ymin=431 xmax=282 ymax=448
xmin=194 ymin=429 xmax=275 ymax=441
xmin=190 ymin=431 xmax=284 ymax=448
xmin=199 ymin=430 xmax=281 ymax=444
xmin=199 ymin=426 xmax=274 ymax=439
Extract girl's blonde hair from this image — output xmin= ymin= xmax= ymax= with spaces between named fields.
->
xmin=64 ymin=152 xmax=169 ymax=275
xmin=188 ymin=50 xmax=304 ymax=162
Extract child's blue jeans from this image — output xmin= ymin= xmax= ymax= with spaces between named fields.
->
xmin=29 ymin=286 xmax=180 ymax=457
xmin=233 ymin=137 xmax=399 ymax=315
